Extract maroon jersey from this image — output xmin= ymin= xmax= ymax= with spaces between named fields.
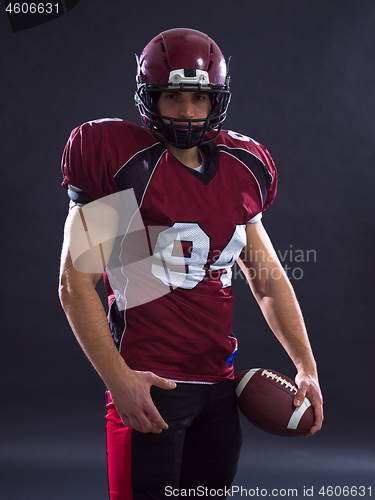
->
xmin=61 ymin=119 xmax=277 ymax=383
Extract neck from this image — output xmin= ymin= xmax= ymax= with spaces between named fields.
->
xmin=166 ymin=143 xmax=202 ymax=169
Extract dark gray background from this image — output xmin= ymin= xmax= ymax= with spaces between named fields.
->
xmin=1 ymin=1 xmax=374 ymax=498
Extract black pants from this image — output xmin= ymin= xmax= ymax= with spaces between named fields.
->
xmin=130 ymin=380 xmax=243 ymax=499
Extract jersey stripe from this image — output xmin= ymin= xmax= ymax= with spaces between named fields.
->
xmin=217 ymin=145 xmax=273 ymax=207
xmin=114 ymin=142 xmax=167 ymax=206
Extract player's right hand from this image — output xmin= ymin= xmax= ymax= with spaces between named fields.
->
xmin=108 ymin=369 xmax=177 ymax=433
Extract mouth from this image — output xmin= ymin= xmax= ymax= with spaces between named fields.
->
xmin=174 ymin=120 xmax=206 ymax=130
xmin=175 ymin=122 xmax=190 ymax=128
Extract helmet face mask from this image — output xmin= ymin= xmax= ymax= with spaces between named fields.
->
xmin=135 ymin=84 xmax=231 ymax=149
xmin=134 ymin=28 xmax=231 ymax=149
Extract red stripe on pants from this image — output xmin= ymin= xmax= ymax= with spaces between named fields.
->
xmin=106 ymin=392 xmax=133 ymax=500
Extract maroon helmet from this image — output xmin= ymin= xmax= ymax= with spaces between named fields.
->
xmin=134 ymin=28 xmax=231 ymax=149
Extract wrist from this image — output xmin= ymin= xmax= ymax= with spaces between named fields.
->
xmin=102 ymin=355 xmax=133 ymax=391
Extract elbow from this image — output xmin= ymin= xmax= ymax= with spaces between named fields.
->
xmin=58 ymin=274 xmax=70 ymax=310
xmin=58 ymin=266 xmax=99 ymax=311
xmin=249 ymin=266 xmax=292 ymax=304
xmin=58 ymin=269 xmax=77 ymax=312
xmin=251 ymin=283 xmax=270 ymax=306
xmin=238 ymin=259 xmax=268 ymax=301
xmin=247 ymin=272 xmax=271 ymax=302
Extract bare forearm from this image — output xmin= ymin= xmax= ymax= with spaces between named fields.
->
xmin=239 ymin=221 xmax=323 ymax=435
xmin=238 ymin=222 xmax=317 ymax=375
xmin=249 ymin=265 xmax=323 ymax=432
xmin=254 ymin=273 xmax=317 ymax=375
xmin=58 ymin=205 xmax=175 ymax=433
xmin=59 ymin=275 xmax=128 ymax=388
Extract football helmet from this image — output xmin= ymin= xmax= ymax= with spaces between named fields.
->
xmin=135 ymin=28 xmax=231 ymax=149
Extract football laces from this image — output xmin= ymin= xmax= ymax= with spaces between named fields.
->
xmin=261 ymin=369 xmax=297 ymax=394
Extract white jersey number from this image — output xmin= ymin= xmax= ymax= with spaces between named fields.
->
xmin=151 ymin=222 xmax=246 ymax=290
xmin=227 ymin=130 xmax=260 ymax=146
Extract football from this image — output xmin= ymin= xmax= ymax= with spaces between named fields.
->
xmin=234 ymin=368 xmax=314 ymax=436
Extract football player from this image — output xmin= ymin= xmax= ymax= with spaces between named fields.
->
xmin=59 ymin=28 xmax=323 ymax=499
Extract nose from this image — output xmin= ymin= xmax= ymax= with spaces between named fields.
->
xmin=178 ymin=95 xmax=194 ymax=119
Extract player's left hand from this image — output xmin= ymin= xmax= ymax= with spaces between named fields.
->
xmin=294 ymin=371 xmax=323 ymax=438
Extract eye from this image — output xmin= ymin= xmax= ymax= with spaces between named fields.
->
xmin=194 ymin=93 xmax=210 ymax=102
xmin=164 ymin=93 xmax=178 ymax=99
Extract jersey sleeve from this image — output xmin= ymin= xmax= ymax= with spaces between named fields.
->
xmin=248 ymin=212 xmax=262 ymax=223
xmin=254 ymin=141 xmax=278 ymax=212
xmin=61 ymin=120 xmax=119 ymax=201
xmin=216 ymin=130 xmax=278 ymax=215
xmin=67 ymin=184 xmax=95 ymax=206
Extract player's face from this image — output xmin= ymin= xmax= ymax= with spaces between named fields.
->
xmin=157 ymin=91 xmax=211 ymax=125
